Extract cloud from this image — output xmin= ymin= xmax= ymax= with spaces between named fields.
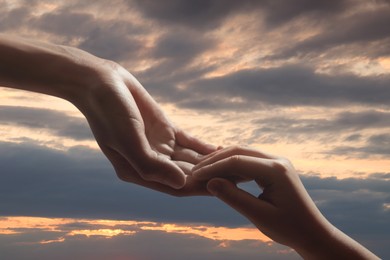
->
xmin=252 ymin=110 xmax=390 ymax=134
xmin=0 ymin=220 xmax=299 ymax=259
xmin=258 ymin=0 xmax=348 ymax=27
xmin=244 ymin=110 xmax=390 ymax=154
xmin=180 ymin=65 xmax=390 ymax=109
xmin=1 ymin=0 xmax=389 ymax=257
xmin=130 ymin=0 xmax=252 ymax=30
xmin=0 ymin=105 xmax=93 ymax=141
xmin=30 ymin=7 xmax=144 ymax=61
xmin=135 ymin=29 xmax=217 ymax=100
xmin=0 ymin=6 xmax=32 ymax=31
xmin=141 ymin=29 xmax=216 ymax=82
xmin=0 ymin=139 xmax=389 ymax=249
xmin=329 ymin=133 xmax=390 ymax=158
xmin=78 ymin=27 xmax=142 ymax=61
xmin=130 ymin=0 xmax=348 ymax=30
xmin=0 ymin=1 xmax=146 ymax=61
xmin=0 ymin=140 xmax=248 ymax=225
xmin=152 ymin=30 xmax=215 ymax=62
xmin=271 ymin=5 xmax=390 ymax=59
xmin=2 ymin=0 xmax=389 ymax=112
xmin=32 ymin=10 xmax=96 ymax=37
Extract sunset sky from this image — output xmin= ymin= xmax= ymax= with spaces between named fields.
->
xmin=1 ymin=0 xmax=389 ymax=259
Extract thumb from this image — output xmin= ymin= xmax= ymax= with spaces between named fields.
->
xmin=207 ymin=178 xmax=270 ymax=220
xmin=142 ymin=154 xmax=186 ymax=189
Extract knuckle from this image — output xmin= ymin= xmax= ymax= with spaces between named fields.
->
xmin=271 ymin=160 xmax=289 ymax=174
xmin=272 ymin=157 xmax=294 ymax=175
xmin=279 ymin=157 xmax=292 ymax=166
xmin=228 ymin=154 xmax=242 ymax=168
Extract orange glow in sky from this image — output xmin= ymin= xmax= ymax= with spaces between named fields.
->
xmin=0 ymin=216 xmax=268 ymax=246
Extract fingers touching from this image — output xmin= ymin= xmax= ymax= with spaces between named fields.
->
xmin=171 ymin=146 xmax=203 ymax=165
xmin=192 ymin=146 xmax=280 ymax=187
xmin=193 ymin=146 xmax=276 ymax=171
xmin=172 ymin=129 xmax=218 ymax=174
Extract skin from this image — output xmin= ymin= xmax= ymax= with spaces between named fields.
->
xmin=0 ymin=35 xmax=215 ymax=196
xmin=193 ymin=146 xmax=379 ymax=259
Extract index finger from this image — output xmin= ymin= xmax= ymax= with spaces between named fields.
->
xmin=192 ymin=154 xmax=277 ymax=188
xmin=192 ymin=146 xmax=277 ymax=172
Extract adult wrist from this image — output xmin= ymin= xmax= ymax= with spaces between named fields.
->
xmin=66 ymin=58 xmax=124 ymax=115
xmin=293 ymin=218 xmax=337 ymax=259
xmin=296 ymin=222 xmax=378 ymax=260
xmin=47 ymin=45 xmax=108 ymax=104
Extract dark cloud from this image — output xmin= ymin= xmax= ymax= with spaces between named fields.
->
xmin=130 ymin=0 xmax=249 ymax=30
xmin=78 ymin=27 xmax=142 ymax=61
xmin=329 ymin=133 xmax=390 ymax=158
xmin=140 ymin=63 xmax=217 ymax=104
xmin=32 ymin=11 xmax=95 ymax=37
xmin=152 ymin=30 xmax=215 ymax=62
xmin=0 ymin=140 xmax=247 ymax=225
xmin=271 ymin=6 xmax=390 ymax=59
xmin=30 ymin=8 xmax=144 ymax=61
xmin=0 ymin=6 xmax=31 ymax=31
xmin=131 ymin=0 xmax=348 ymax=30
xmin=344 ymin=133 xmax=363 ymax=142
xmin=253 ymin=110 xmax=390 ymax=135
xmin=249 ymin=116 xmax=390 ymax=158
xmin=141 ymin=30 xmax=216 ymax=82
xmin=136 ymin=30 xmax=217 ymax=98
xmin=0 ymin=105 xmax=93 ymax=141
xmin=335 ymin=111 xmax=390 ymax=129
xmin=2 ymin=1 xmax=389 ymax=109
xmin=259 ymin=0 xmax=348 ymax=27
xmin=181 ymin=66 xmax=390 ymax=109
xmin=369 ymin=172 xmax=390 ymax=180
xmin=301 ymin=174 xmax=390 ymax=193
xmin=0 ymin=1 xmax=145 ymax=61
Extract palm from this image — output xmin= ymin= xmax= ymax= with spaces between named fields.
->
xmin=127 ymin=90 xmax=213 ymax=196
xmin=83 ymin=67 xmax=214 ymax=196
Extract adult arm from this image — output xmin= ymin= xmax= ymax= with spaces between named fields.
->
xmin=0 ymin=35 xmax=215 ymax=195
xmin=193 ymin=146 xmax=379 ymax=259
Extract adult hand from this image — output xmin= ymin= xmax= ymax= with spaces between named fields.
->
xmin=76 ymin=62 xmax=217 ymax=195
xmin=192 ymin=146 xmax=379 ymax=259
xmin=0 ymin=36 xmax=216 ymax=195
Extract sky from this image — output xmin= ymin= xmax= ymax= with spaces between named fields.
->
xmin=0 ymin=0 xmax=389 ymax=259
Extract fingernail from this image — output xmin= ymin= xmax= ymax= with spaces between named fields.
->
xmin=207 ymin=180 xmax=222 ymax=196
